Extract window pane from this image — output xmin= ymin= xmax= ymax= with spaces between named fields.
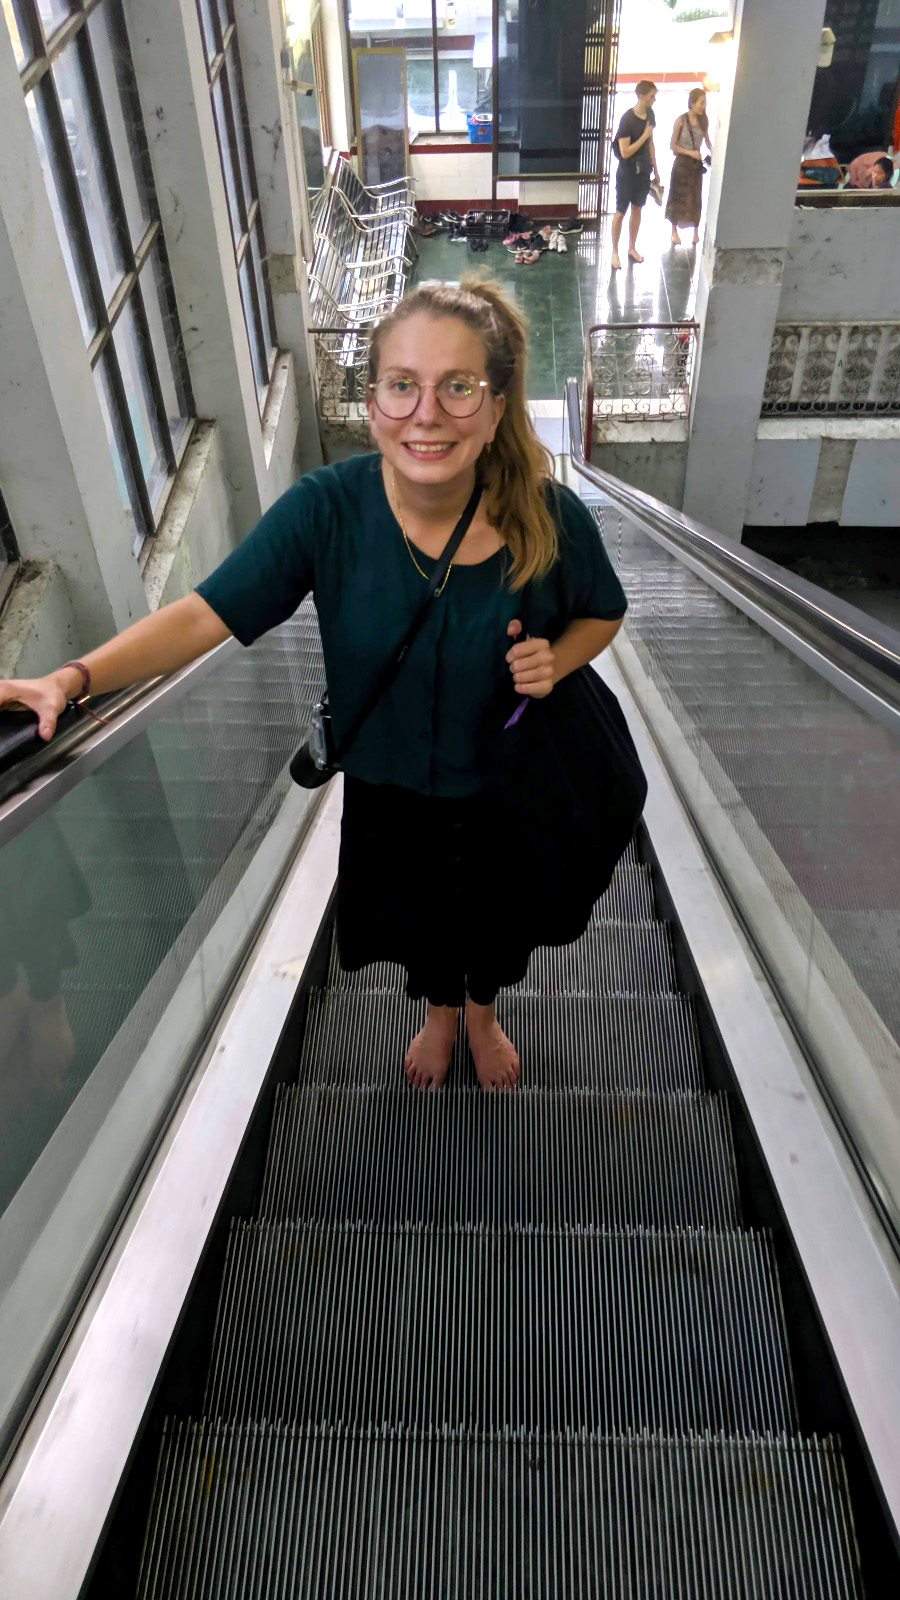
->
xmin=215 ymin=0 xmax=230 ymax=34
xmin=93 ymin=352 xmax=143 ymax=548
xmin=212 ymin=74 xmax=242 ymax=242
xmin=250 ymin=222 xmax=274 ymax=371
xmin=196 ymin=0 xmax=216 ymax=63
xmin=139 ymin=245 xmax=191 ymax=455
xmin=88 ymin=1 xmax=154 ymax=250
xmin=239 ymin=253 xmax=266 ymax=397
xmin=224 ymin=54 xmax=253 ymax=215
xmin=112 ymin=298 xmax=169 ymax=507
xmin=53 ymin=38 xmax=126 ymax=304
xmin=4 ymin=0 xmax=33 ymax=69
xmin=437 ymin=0 xmax=493 ymax=129
xmin=27 ymin=86 xmax=97 ymax=342
xmin=36 ymin=0 xmax=70 ymax=37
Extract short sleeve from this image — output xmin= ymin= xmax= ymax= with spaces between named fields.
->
xmin=553 ymin=484 xmax=628 ymax=622
xmin=195 ymin=476 xmax=329 ymax=646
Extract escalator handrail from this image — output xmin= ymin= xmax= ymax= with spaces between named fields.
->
xmin=566 ymin=377 xmax=900 ymax=695
xmin=0 ymin=636 xmax=238 ymax=844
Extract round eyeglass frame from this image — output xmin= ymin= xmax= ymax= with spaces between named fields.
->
xmin=368 ymin=377 xmax=491 ymax=419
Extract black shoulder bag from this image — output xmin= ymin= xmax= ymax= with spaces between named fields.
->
xmin=290 ymin=476 xmax=483 ymax=788
xmin=491 ymin=596 xmax=648 ymax=943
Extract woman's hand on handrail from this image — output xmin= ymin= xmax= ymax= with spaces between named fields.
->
xmin=0 ymin=592 xmax=231 ymax=742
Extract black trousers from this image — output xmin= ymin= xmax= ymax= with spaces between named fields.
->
xmin=337 ymin=776 xmax=533 ymax=1007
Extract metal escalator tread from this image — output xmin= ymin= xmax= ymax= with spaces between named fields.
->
xmin=258 ymin=1083 xmax=740 ymax=1229
xmin=327 ymin=922 xmax=680 ymax=997
xmin=297 ymin=989 xmax=706 ymax=1092
xmin=137 ymin=1421 xmax=864 ymax=1600
xmin=590 ymin=862 xmax=655 ymax=922
xmin=204 ymin=1221 xmax=796 ymax=1436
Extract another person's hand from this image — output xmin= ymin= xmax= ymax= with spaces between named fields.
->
xmin=506 ymin=622 xmax=555 ymax=699
xmin=0 ymin=675 xmax=69 ymax=741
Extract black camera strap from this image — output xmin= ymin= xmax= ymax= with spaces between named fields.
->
xmin=329 ymin=473 xmax=483 ymax=767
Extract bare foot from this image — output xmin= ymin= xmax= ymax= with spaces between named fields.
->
xmin=404 ymin=1004 xmax=458 ymax=1090
xmin=628 ymin=249 xmax=644 ymax=263
xmin=691 ymin=232 xmax=700 ymax=245
xmin=466 ymin=1001 xmax=520 ymax=1091
xmin=670 ymin=232 xmax=681 ymax=247
xmin=610 ymin=252 xmax=621 ymax=271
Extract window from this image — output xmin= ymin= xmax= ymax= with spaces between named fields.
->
xmin=346 ymin=0 xmax=494 ymax=139
xmin=196 ymin=0 xmax=278 ymax=408
xmin=6 ymin=1 xmax=195 ymax=558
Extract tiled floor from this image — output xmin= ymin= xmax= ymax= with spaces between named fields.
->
xmin=412 ymin=213 xmax=700 ymax=403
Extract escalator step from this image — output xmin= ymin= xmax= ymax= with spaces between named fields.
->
xmin=327 ymin=922 xmax=679 ymax=998
xmin=204 ymin=1222 xmax=795 ymax=1436
xmin=297 ymin=991 xmax=705 ymax=1092
xmin=137 ymin=1421 xmax=863 ymax=1600
xmin=592 ymin=863 xmax=655 ymax=922
xmin=259 ymin=1084 xmax=740 ymax=1230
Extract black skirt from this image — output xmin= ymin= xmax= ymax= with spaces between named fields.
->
xmin=336 ymin=776 xmax=538 ymax=1006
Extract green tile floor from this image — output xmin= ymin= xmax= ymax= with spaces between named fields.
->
xmin=411 ymin=222 xmax=699 ymax=403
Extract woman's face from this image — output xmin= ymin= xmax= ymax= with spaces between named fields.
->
xmin=692 ymin=93 xmax=707 ymax=115
xmin=368 ymin=312 xmax=505 ymax=489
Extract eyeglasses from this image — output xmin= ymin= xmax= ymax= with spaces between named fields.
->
xmin=369 ymin=375 xmax=491 ymax=419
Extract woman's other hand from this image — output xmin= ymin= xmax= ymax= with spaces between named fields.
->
xmin=0 ymin=674 xmax=71 ymax=742
xmin=506 ymin=621 xmax=555 ymax=699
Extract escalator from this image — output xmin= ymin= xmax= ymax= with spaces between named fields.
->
xmin=1 ymin=402 xmax=898 ymax=1595
xmin=133 ymin=852 xmax=862 ymax=1596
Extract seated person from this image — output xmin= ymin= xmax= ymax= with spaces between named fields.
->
xmin=846 ymin=152 xmax=894 ymax=189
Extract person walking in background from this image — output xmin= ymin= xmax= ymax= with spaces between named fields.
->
xmin=610 ymin=81 xmax=661 ymax=270
xmin=667 ymin=88 xmax=712 ymax=248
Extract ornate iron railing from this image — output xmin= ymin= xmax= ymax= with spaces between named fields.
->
xmin=762 ymin=323 xmax=900 ymax=415
xmin=583 ymin=320 xmax=699 ymax=456
xmin=312 ymin=326 xmax=373 ymax=441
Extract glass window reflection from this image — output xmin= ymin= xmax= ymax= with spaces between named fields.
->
xmin=87 ymin=2 xmax=153 ymax=250
xmin=3 ymin=0 xmax=33 ymax=68
xmin=93 ymin=353 xmax=143 ymax=546
xmin=26 ymin=86 xmax=97 ymax=342
xmin=140 ymin=246 xmax=192 ymax=457
xmin=35 ymin=0 xmax=70 ymax=37
xmin=112 ymin=299 xmax=169 ymax=507
xmin=53 ymin=38 xmax=126 ymax=305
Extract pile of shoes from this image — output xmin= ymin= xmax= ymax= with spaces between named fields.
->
xmin=505 ymin=219 xmax=583 ymax=264
xmin=468 ymin=236 xmax=490 ymax=253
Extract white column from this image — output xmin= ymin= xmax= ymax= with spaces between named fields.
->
xmin=683 ymin=0 xmax=828 ymax=538
xmin=319 ymin=0 xmax=353 ymax=153
xmin=123 ymin=0 xmax=269 ymax=533
xmin=236 ymin=0 xmax=323 ymax=477
xmin=0 ymin=25 xmax=148 ymax=649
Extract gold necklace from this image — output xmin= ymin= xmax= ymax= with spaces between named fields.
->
xmin=391 ymin=468 xmax=474 ymax=597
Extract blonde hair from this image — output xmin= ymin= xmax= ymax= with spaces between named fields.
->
xmin=368 ymin=278 xmax=558 ymax=590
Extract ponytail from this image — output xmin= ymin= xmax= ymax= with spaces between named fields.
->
xmin=368 ymin=278 xmax=558 ymax=589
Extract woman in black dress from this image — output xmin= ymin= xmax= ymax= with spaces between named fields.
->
xmin=0 ymin=280 xmax=627 ymax=1093
xmin=666 ymin=89 xmax=712 ymax=248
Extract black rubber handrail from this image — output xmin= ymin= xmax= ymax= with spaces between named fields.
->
xmin=566 ymin=376 xmax=900 ymax=696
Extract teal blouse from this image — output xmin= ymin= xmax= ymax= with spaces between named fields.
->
xmin=196 ymin=453 xmax=627 ymax=797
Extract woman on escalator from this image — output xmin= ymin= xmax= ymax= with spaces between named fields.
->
xmin=0 ymin=280 xmax=627 ymax=1092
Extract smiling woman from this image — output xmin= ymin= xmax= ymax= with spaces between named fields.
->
xmin=0 ymin=278 xmax=628 ymax=1096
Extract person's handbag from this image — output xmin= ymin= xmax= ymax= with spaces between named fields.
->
xmin=491 ymin=619 xmax=647 ymax=941
xmin=290 ymin=476 xmax=484 ymax=788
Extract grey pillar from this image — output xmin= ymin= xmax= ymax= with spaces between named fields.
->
xmin=683 ymin=0 xmax=827 ymax=538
